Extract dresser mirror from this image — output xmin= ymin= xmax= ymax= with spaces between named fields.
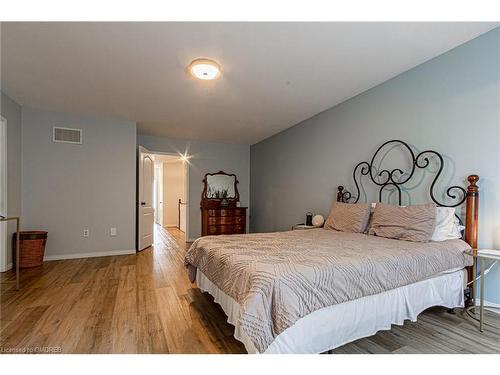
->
xmin=206 ymin=174 xmax=237 ymax=199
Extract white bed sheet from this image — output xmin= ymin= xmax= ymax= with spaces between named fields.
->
xmin=196 ymin=268 xmax=465 ymax=354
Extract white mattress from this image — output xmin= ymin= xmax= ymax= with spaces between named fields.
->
xmin=196 ymin=268 xmax=465 ymax=354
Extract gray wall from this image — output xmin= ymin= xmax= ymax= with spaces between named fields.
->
xmin=251 ymin=28 xmax=500 ymax=303
xmin=21 ymin=107 xmax=137 ymax=258
xmin=1 ymin=92 xmax=22 ymax=267
xmin=138 ymin=134 xmax=250 ymax=240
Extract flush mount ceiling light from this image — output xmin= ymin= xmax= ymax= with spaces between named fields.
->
xmin=188 ymin=58 xmax=221 ymax=80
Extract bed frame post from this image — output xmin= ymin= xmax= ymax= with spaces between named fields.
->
xmin=464 ymin=174 xmax=479 ymax=302
xmin=336 ymin=186 xmax=344 ymax=202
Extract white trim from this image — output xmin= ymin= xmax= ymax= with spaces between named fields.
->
xmin=0 ymin=262 xmax=13 ymax=273
xmin=0 ymin=116 xmax=8 ymax=272
xmin=43 ymin=249 xmax=136 ymax=261
xmin=475 ymin=299 xmax=500 ymax=315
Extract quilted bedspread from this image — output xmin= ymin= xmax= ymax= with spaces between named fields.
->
xmin=185 ymin=229 xmax=471 ymax=353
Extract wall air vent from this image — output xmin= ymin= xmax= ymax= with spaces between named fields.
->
xmin=53 ymin=127 xmax=82 ymax=144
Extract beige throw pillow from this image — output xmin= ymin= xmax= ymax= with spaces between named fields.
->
xmin=368 ymin=202 xmax=437 ymax=242
xmin=324 ymin=202 xmax=371 ymax=233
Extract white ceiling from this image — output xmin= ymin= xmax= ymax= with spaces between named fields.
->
xmin=1 ymin=22 xmax=498 ymax=145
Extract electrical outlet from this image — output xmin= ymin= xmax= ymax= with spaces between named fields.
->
xmin=83 ymin=229 xmax=89 ymax=238
xmin=110 ymin=227 xmax=117 ymax=237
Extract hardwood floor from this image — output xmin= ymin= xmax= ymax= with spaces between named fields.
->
xmin=1 ymin=225 xmax=499 ymax=354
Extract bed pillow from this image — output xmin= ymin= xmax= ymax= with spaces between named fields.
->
xmin=368 ymin=202 xmax=437 ymax=242
xmin=324 ymin=202 xmax=371 ymax=233
xmin=431 ymin=207 xmax=464 ymax=241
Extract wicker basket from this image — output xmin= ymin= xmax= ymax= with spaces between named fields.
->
xmin=12 ymin=231 xmax=48 ymax=268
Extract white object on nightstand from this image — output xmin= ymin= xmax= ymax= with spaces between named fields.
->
xmin=312 ymin=214 xmax=325 ymax=227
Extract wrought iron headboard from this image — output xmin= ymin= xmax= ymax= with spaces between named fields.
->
xmin=336 ymin=139 xmax=468 ymax=208
xmin=336 ymin=139 xmax=480 ymax=283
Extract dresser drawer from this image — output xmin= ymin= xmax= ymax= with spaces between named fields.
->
xmin=207 ymin=225 xmax=235 ymax=235
xmin=207 ymin=225 xmax=218 ymax=235
xmin=206 ymin=224 xmax=246 ymax=235
xmin=218 ymin=225 xmax=235 ymax=234
xmin=208 ymin=216 xmax=245 ymax=225
xmin=207 ymin=209 xmax=234 ymax=217
xmin=234 ymin=208 xmax=246 ymax=216
xmin=233 ymin=224 xmax=245 ymax=233
xmin=208 ymin=216 xmax=236 ymax=225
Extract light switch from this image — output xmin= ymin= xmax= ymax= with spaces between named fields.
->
xmin=110 ymin=227 xmax=117 ymax=237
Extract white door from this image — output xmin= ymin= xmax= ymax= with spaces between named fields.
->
xmin=138 ymin=147 xmax=155 ymax=251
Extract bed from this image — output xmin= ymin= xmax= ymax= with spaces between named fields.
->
xmin=185 ymin=139 xmax=480 ymax=354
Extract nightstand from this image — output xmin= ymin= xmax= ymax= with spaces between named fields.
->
xmin=464 ymin=248 xmax=500 ymax=332
xmin=292 ymin=224 xmax=317 ymax=230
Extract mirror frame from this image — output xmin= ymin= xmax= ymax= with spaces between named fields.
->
xmin=201 ymin=171 xmax=240 ymax=203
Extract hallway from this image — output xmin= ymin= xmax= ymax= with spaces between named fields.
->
xmin=156 ymin=225 xmax=185 ymax=248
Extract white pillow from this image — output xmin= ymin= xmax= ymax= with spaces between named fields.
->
xmin=431 ymin=207 xmax=464 ymax=241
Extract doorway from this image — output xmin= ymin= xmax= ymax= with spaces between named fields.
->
xmin=156 ymin=154 xmax=188 ymax=233
xmin=137 ymin=147 xmax=189 ymax=251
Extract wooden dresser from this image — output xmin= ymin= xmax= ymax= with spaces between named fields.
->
xmin=201 ymin=207 xmax=247 ymax=236
xmin=200 ymin=171 xmax=247 ymax=236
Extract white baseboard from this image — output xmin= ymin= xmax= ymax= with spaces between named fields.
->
xmin=44 ymin=249 xmax=136 ymax=261
xmin=475 ymin=299 xmax=500 ymax=315
xmin=0 ymin=262 xmax=13 ymax=273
